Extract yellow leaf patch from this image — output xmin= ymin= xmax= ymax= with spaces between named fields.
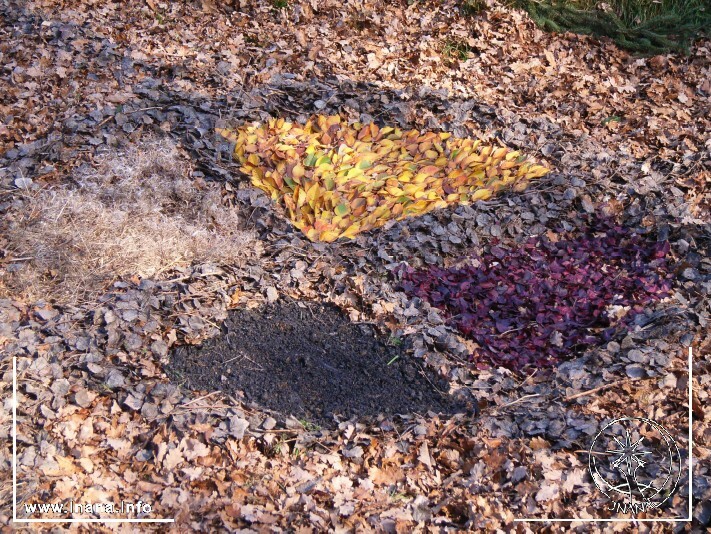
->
xmin=218 ymin=115 xmax=549 ymax=242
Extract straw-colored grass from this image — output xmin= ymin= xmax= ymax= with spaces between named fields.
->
xmin=0 ymin=137 xmax=257 ymax=304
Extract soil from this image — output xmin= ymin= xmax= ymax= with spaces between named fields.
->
xmin=167 ymin=298 xmax=468 ymax=427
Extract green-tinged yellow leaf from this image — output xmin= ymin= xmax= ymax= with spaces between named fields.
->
xmin=335 ymin=203 xmax=350 ymax=217
xmin=527 ymin=165 xmax=550 ymax=178
xmin=304 ymin=153 xmax=318 ymax=167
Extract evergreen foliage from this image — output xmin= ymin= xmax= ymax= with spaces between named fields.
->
xmin=511 ymin=0 xmax=711 ymax=54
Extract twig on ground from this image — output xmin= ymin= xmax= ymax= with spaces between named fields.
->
xmin=495 ymin=393 xmax=542 ymax=409
xmin=180 ymin=391 xmax=221 ymax=407
xmin=562 ymin=377 xmax=645 ymax=402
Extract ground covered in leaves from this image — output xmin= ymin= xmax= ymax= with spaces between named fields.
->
xmin=1 ymin=0 xmax=710 ymax=531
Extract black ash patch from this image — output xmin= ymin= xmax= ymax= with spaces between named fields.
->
xmin=167 ymin=298 xmax=466 ymax=427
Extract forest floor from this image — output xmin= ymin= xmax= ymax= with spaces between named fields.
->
xmin=1 ymin=0 xmax=710 ymax=531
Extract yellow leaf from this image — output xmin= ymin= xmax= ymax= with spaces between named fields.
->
xmin=470 ymin=189 xmax=492 ymax=201
xmin=306 ymin=183 xmax=321 ymax=206
xmin=319 ymin=229 xmax=341 ymax=242
xmin=387 ymin=186 xmax=404 ymax=196
xmin=295 ymin=187 xmax=307 ymax=208
xmin=527 ymin=165 xmax=550 ymax=178
xmin=340 ymin=222 xmax=362 ymax=239
xmin=398 ymin=171 xmax=413 ymax=183
xmin=216 ymin=128 xmax=239 ymax=143
xmin=292 ymin=164 xmax=305 ymax=179
xmin=305 ymin=227 xmax=320 ymax=241
xmin=492 ymin=147 xmax=508 ymax=160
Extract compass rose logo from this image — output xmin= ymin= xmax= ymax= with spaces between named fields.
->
xmin=589 ymin=417 xmax=682 ymax=513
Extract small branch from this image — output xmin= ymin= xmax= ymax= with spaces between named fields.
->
xmin=180 ymin=390 xmax=221 ymax=407
xmin=126 ymin=106 xmax=164 ymax=114
xmin=563 ymin=377 xmax=645 ymax=402
xmin=497 ymin=393 xmax=542 ymax=409
xmin=2 ymin=257 xmax=33 ymax=262
xmin=574 ymin=450 xmax=610 ymax=457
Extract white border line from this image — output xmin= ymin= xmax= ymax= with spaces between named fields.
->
xmin=12 ymin=355 xmax=175 ymax=523
xmin=688 ymin=345 xmax=693 ymax=521
xmin=515 ymin=346 xmax=694 ymax=523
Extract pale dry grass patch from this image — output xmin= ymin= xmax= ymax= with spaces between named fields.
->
xmin=1 ymin=137 xmax=258 ymax=304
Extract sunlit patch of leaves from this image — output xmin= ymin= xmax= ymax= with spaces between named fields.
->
xmin=218 ymin=116 xmax=548 ymax=242
xmin=398 ymin=216 xmax=673 ymax=373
